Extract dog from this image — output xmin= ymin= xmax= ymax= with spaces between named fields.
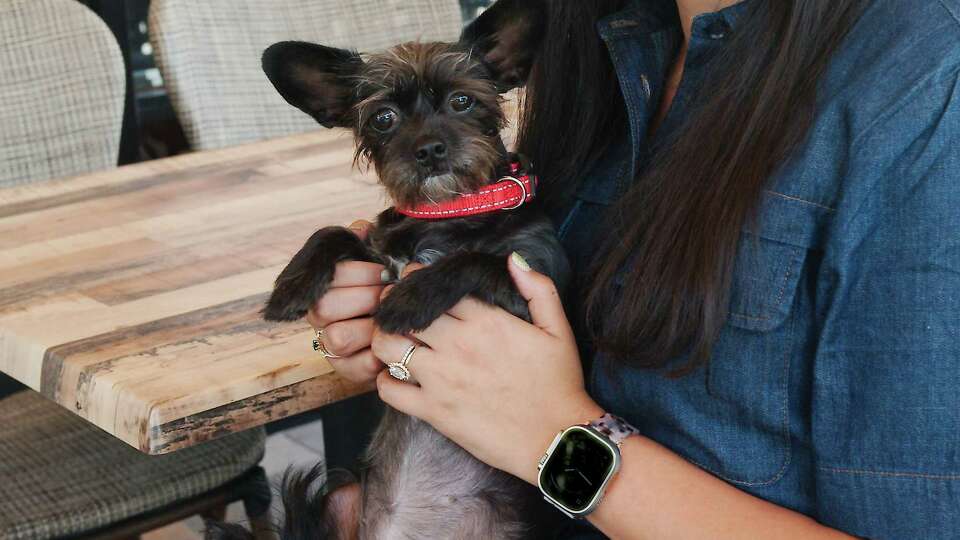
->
xmin=208 ymin=1 xmax=567 ymax=538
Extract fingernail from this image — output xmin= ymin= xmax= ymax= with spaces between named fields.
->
xmin=380 ymin=269 xmax=392 ymax=283
xmin=510 ymin=251 xmax=531 ymax=272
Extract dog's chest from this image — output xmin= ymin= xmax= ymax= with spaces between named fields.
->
xmin=371 ymin=212 xmax=523 ymax=281
xmin=382 ymin=248 xmax=445 ymax=281
xmin=371 ymin=219 xmax=471 ymax=280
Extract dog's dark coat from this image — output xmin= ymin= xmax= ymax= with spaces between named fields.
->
xmin=209 ymin=2 xmax=563 ymax=538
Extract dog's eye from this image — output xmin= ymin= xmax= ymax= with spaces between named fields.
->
xmin=448 ymin=92 xmax=475 ymax=113
xmin=370 ymin=108 xmax=398 ymax=132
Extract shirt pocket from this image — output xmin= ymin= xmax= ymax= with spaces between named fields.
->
xmin=697 ymin=192 xmax=831 ymax=485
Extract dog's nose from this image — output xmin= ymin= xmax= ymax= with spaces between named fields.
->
xmin=414 ymin=140 xmax=447 ymax=166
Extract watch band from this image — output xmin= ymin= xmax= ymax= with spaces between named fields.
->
xmin=589 ymin=413 xmax=640 ymax=446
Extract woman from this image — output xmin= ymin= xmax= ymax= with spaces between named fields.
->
xmin=309 ymin=0 xmax=960 ymax=537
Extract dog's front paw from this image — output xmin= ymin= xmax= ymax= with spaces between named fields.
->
xmin=374 ymin=252 xmax=531 ymax=334
xmin=263 ymin=226 xmax=374 ymax=322
xmin=374 ymin=269 xmax=454 ymax=334
xmin=262 ymin=266 xmax=333 ymax=322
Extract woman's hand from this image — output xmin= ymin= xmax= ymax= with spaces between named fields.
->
xmin=371 ymin=253 xmax=603 ymax=484
xmin=371 ymin=255 xmax=857 ymax=540
xmin=306 ymin=220 xmax=387 ymax=384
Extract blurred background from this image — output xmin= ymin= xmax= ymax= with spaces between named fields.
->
xmin=0 ymin=3 xmax=495 ymax=538
xmin=71 ymin=0 xmax=496 ymax=164
xmin=0 ymin=0 xmax=493 ymax=395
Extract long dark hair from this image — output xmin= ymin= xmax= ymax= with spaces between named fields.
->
xmin=518 ymin=0 xmax=868 ymax=374
xmin=516 ymin=0 xmax=629 ymax=209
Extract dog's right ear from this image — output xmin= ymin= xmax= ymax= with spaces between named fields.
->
xmin=460 ymin=0 xmax=546 ymax=91
xmin=262 ymin=41 xmax=363 ymax=128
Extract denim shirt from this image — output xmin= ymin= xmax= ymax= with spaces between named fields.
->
xmin=552 ymin=1 xmax=960 ymax=538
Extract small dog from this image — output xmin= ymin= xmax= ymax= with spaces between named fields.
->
xmin=209 ymin=1 xmax=567 ymax=538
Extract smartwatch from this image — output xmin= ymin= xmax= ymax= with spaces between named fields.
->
xmin=536 ymin=413 xmax=639 ymax=518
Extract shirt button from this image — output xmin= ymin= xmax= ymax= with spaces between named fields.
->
xmin=639 ymin=74 xmax=652 ymax=101
xmin=705 ymin=19 xmax=731 ymax=39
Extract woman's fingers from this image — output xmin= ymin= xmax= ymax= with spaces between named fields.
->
xmin=400 ymin=262 xmax=425 ymax=279
xmin=446 ymin=296 xmax=497 ymax=321
xmin=411 ymin=313 xmax=462 ymax=347
xmin=330 ymin=261 xmax=388 ymax=288
xmin=371 ymin=330 xmax=424 ymax=366
xmin=307 ymin=315 xmax=380 ymax=384
xmin=347 ymin=219 xmax=373 ymax=241
xmin=327 ymin=348 xmax=383 ymax=384
xmin=377 ymin=263 xmax=426 ymax=302
xmin=371 ymin=324 xmax=431 ymax=416
xmin=507 ymin=252 xmax=573 ymax=339
xmin=370 ymin=329 xmax=434 ymax=385
xmin=319 ymin=318 xmax=375 ymax=357
xmin=377 ymin=370 xmax=426 ymax=418
xmin=311 ymin=285 xmax=384 ymax=327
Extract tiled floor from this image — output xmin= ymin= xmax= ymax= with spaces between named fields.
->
xmin=144 ymin=418 xmax=326 ymax=539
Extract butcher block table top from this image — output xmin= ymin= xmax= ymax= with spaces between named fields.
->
xmin=0 ymin=131 xmax=383 ymax=454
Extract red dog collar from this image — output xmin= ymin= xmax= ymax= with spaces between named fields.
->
xmin=395 ymin=161 xmax=536 ymax=219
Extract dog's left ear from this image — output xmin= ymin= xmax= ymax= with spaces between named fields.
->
xmin=262 ymin=41 xmax=364 ymax=128
xmin=460 ymin=0 xmax=546 ymax=92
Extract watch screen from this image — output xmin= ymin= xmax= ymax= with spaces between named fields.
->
xmin=540 ymin=427 xmax=615 ymax=512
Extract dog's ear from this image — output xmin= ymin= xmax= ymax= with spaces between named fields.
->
xmin=460 ymin=0 xmax=546 ymax=91
xmin=262 ymin=41 xmax=363 ymax=128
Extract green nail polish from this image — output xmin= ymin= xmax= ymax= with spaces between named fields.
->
xmin=511 ymin=251 xmax=531 ymax=271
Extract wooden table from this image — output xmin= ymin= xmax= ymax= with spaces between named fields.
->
xmin=0 ymin=131 xmax=383 ymax=454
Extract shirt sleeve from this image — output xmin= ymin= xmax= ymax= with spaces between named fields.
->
xmin=810 ymin=67 xmax=960 ymax=538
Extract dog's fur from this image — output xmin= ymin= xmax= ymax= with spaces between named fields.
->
xmin=208 ymin=1 xmax=567 ymax=538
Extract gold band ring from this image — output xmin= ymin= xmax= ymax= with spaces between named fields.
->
xmin=311 ymin=328 xmax=341 ymax=359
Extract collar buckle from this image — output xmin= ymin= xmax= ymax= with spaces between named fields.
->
xmin=499 ymin=176 xmax=528 ymax=211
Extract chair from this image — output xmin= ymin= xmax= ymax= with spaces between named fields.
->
xmin=0 ymin=0 xmax=126 ymax=187
xmin=0 ymin=391 xmax=270 ymax=540
xmin=0 ymin=1 xmax=271 ymax=537
xmin=148 ymin=0 xmax=464 ymax=150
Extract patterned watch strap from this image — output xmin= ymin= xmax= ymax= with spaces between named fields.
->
xmin=590 ymin=413 xmax=640 ymax=446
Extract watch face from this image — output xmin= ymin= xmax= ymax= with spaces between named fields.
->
xmin=540 ymin=427 xmax=617 ymax=513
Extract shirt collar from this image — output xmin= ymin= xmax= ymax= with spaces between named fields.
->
xmin=600 ymin=0 xmax=753 ymax=38
xmin=598 ymin=0 xmax=678 ymax=37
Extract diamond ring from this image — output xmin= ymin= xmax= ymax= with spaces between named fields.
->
xmin=312 ymin=328 xmax=341 ymax=359
xmin=387 ymin=344 xmax=417 ymax=382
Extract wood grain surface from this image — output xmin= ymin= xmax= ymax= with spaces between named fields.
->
xmin=0 ymin=130 xmax=386 ymax=454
